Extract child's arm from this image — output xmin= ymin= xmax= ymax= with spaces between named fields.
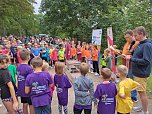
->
xmin=131 ymin=80 xmax=141 ymax=91
xmin=25 ymin=86 xmax=30 ymax=94
xmin=118 ymin=85 xmax=125 ymax=99
xmin=74 ymin=80 xmax=89 ymax=97
xmin=7 ymin=81 xmax=18 ymax=110
xmin=89 ymin=80 xmax=97 ymax=104
xmin=64 ymin=76 xmax=72 ymax=88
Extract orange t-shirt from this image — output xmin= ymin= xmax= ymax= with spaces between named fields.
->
xmin=81 ymin=47 xmax=86 ymax=57
xmin=71 ymin=47 xmax=76 ymax=56
xmin=85 ymin=50 xmax=91 ymax=60
xmin=92 ymin=49 xmax=98 ymax=61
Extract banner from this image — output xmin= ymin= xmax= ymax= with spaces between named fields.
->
xmin=107 ymin=27 xmax=116 ymax=74
xmin=92 ymin=29 xmax=102 ymax=45
xmin=92 ymin=29 xmax=102 ymax=64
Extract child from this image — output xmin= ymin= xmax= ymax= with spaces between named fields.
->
xmin=116 ymin=65 xmax=140 ymax=114
xmin=73 ymin=62 xmax=97 ymax=114
xmin=49 ymin=44 xmax=54 ymax=67
xmin=51 ymin=46 xmax=58 ymax=66
xmin=58 ymin=46 xmax=65 ymax=62
xmin=17 ymin=49 xmax=34 ymax=114
xmin=76 ymin=45 xmax=82 ymax=61
xmin=32 ymin=43 xmax=40 ymax=57
xmin=54 ymin=62 xmax=72 ymax=114
xmin=81 ymin=42 xmax=86 ymax=62
xmin=104 ymin=48 xmax=112 ymax=70
xmin=0 ymin=54 xmax=18 ymax=114
xmin=42 ymin=61 xmax=55 ymax=101
xmin=94 ymin=68 xmax=117 ymax=114
xmin=85 ymin=44 xmax=92 ymax=72
xmin=8 ymin=57 xmax=17 ymax=84
xmin=71 ymin=44 xmax=76 ymax=60
xmin=92 ymin=45 xmax=99 ymax=76
xmin=25 ymin=57 xmax=53 ymax=114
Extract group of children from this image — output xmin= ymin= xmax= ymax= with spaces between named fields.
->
xmin=0 ymin=46 xmax=141 ymax=114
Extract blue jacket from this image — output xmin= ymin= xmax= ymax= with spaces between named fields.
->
xmin=131 ymin=39 xmax=152 ymax=78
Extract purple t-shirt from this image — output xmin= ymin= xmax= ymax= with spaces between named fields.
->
xmin=17 ymin=64 xmax=33 ymax=97
xmin=94 ymin=82 xmax=117 ymax=114
xmin=25 ymin=72 xmax=53 ymax=107
xmin=54 ymin=74 xmax=72 ymax=105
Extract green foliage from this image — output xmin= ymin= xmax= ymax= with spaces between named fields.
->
xmin=0 ymin=0 xmax=39 ymax=36
xmin=40 ymin=0 xmax=152 ymax=49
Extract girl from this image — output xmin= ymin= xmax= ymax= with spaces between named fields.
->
xmin=54 ymin=62 xmax=72 ymax=114
xmin=0 ymin=54 xmax=18 ymax=114
xmin=25 ymin=57 xmax=53 ymax=114
xmin=71 ymin=44 xmax=76 ymax=60
xmin=85 ymin=44 xmax=92 ymax=72
xmin=104 ymin=48 xmax=112 ymax=70
xmin=76 ymin=45 xmax=82 ymax=61
xmin=51 ymin=46 xmax=58 ymax=65
xmin=49 ymin=44 xmax=54 ymax=67
xmin=92 ymin=45 xmax=99 ymax=76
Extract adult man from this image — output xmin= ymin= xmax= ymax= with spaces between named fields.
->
xmin=127 ymin=26 xmax=152 ymax=114
xmin=122 ymin=30 xmax=139 ymax=102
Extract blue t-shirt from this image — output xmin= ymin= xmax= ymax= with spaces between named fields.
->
xmin=32 ymin=48 xmax=40 ymax=56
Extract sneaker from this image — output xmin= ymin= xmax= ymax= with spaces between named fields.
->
xmin=133 ymin=106 xmax=142 ymax=112
xmin=95 ymin=73 xmax=99 ymax=76
xmin=91 ymin=71 xmax=94 ymax=74
xmin=138 ymin=111 xmax=149 ymax=114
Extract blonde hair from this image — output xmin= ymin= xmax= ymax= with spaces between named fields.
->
xmin=42 ymin=61 xmax=49 ymax=71
xmin=79 ymin=62 xmax=89 ymax=76
xmin=55 ymin=62 xmax=65 ymax=75
xmin=101 ymin=68 xmax=112 ymax=79
xmin=117 ymin=65 xmax=128 ymax=76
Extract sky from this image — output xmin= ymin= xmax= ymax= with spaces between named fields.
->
xmin=33 ymin=0 xmax=42 ymax=14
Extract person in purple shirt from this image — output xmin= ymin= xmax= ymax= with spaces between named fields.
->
xmin=54 ymin=62 xmax=72 ymax=114
xmin=17 ymin=49 xmax=34 ymax=114
xmin=25 ymin=57 xmax=53 ymax=114
xmin=94 ymin=68 xmax=117 ymax=114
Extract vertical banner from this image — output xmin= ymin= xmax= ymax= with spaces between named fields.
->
xmin=92 ymin=29 xmax=102 ymax=64
xmin=107 ymin=27 xmax=116 ymax=74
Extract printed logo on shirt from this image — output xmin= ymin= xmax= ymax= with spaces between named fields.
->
xmin=17 ymin=72 xmax=25 ymax=82
xmin=102 ymin=94 xmax=114 ymax=105
xmin=32 ymin=82 xmax=47 ymax=94
xmin=56 ymin=87 xmax=63 ymax=94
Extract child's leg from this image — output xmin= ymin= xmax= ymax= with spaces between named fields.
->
xmin=29 ymin=105 xmax=35 ymax=114
xmin=42 ymin=104 xmax=51 ymax=114
xmin=73 ymin=107 xmax=83 ymax=114
xmin=95 ymin=61 xmax=99 ymax=74
xmin=34 ymin=106 xmax=42 ymax=114
xmin=58 ymin=104 xmax=62 ymax=114
xmin=84 ymin=109 xmax=91 ymax=114
xmin=63 ymin=105 xmax=68 ymax=114
xmin=3 ymin=100 xmax=16 ymax=114
xmin=23 ymin=103 xmax=28 ymax=114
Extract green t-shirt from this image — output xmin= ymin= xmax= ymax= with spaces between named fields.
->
xmin=58 ymin=49 xmax=65 ymax=60
xmin=8 ymin=64 xmax=16 ymax=84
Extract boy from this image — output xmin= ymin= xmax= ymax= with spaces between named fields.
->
xmin=17 ymin=49 xmax=34 ymax=114
xmin=25 ymin=57 xmax=53 ymax=114
xmin=73 ymin=62 xmax=97 ymax=114
xmin=94 ymin=68 xmax=117 ymax=114
xmin=116 ymin=65 xmax=140 ymax=114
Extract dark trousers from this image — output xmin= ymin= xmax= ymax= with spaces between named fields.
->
xmin=117 ymin=112 xmax=130 ymax=114
xmin=93 ymin=61 xmax=99 ymax=74
xmin=81 ymin=57 xmax=86 ymax=62
xmin=35 ymin=104 xmax=51 ymax=114
xmin=74 ymin=107 xmax=91 ymax=114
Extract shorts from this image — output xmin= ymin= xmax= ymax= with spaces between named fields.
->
xmin=21 ymin=97 xmax=32 ymax=105
xmin=134 ymin=76 xmax=148 ymax=92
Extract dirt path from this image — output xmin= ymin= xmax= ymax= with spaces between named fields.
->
xmin=0 ymin=68 xmax=152 ymax=114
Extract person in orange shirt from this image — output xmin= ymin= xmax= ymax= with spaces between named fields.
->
xmin=71 ymin=44 xmax=76 ymax=60
xmin=85 ymin=44 xmax=92 ymax=72
xmin=92 ymin=45 xmax=99 ymax=76
xmin=81 ymin=42 xmax=86 ymax=62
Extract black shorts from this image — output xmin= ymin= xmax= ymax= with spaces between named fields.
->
xmin=21 ymin=97 xmax=32 ymax=105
